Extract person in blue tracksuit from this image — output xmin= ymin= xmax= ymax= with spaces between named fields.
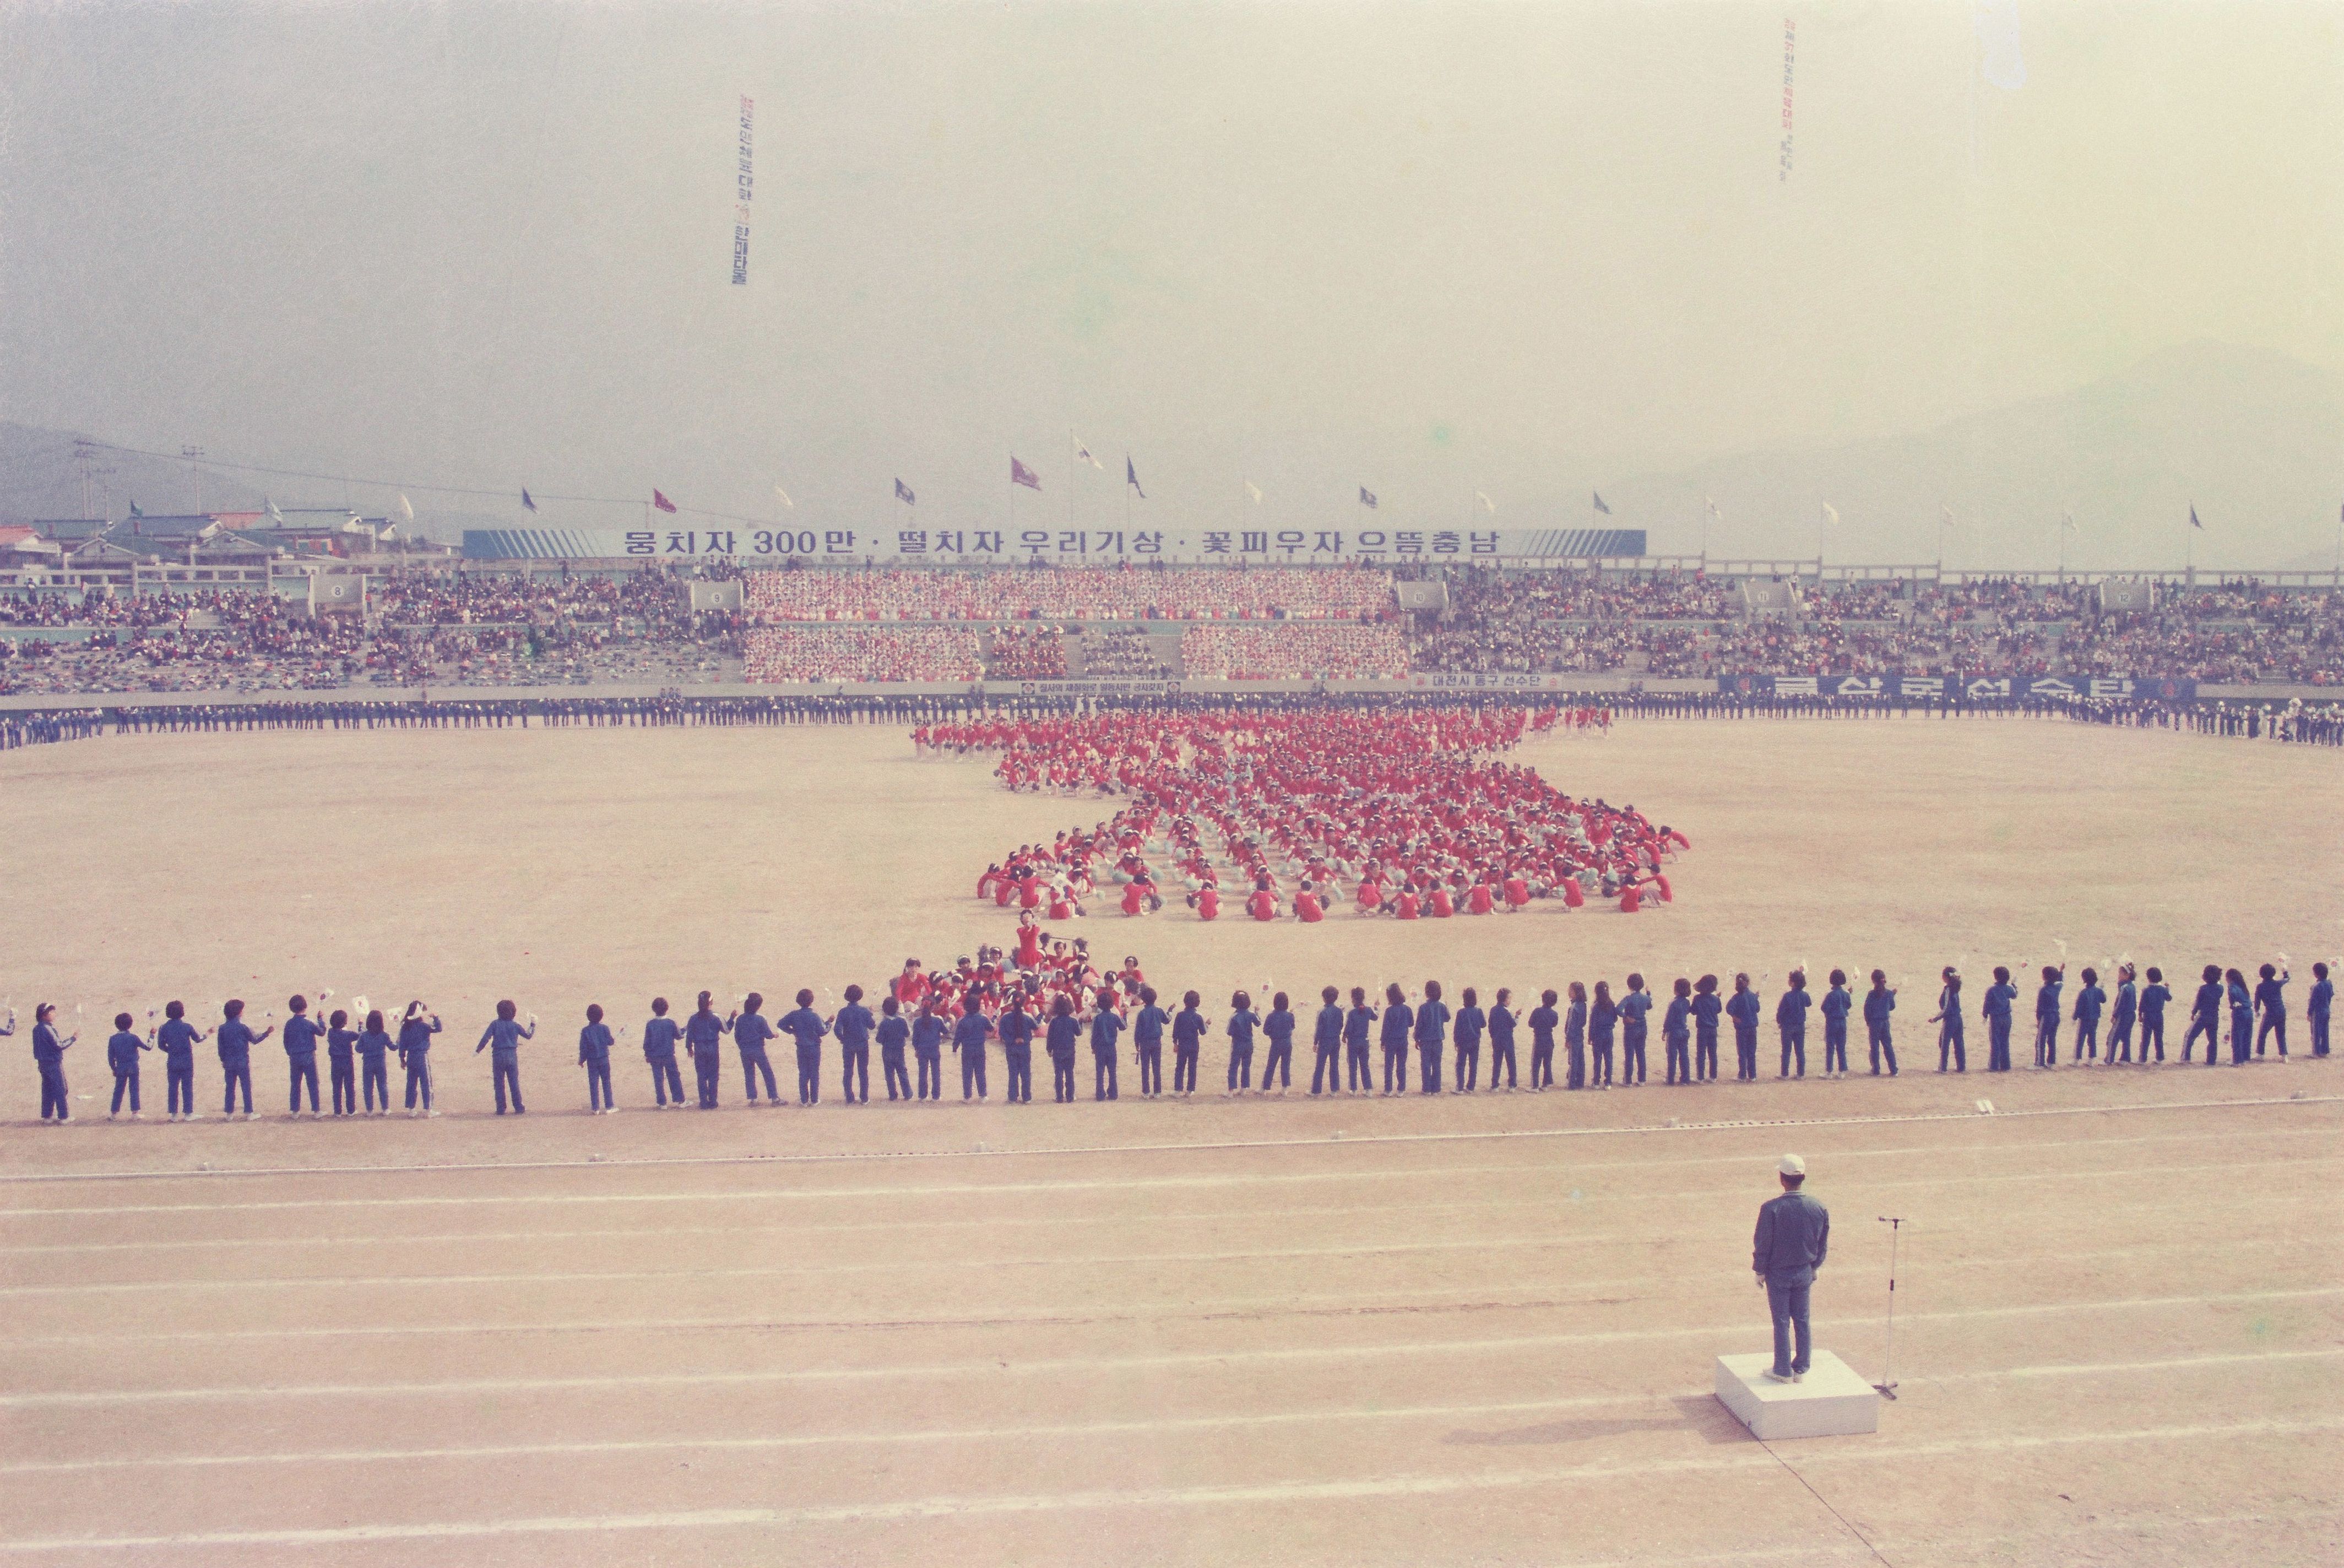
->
xmin=475 ymin=1000 xmax=535 ymax=1114
xmin=106 ymin=1012 xmax=149 ymax=1118
xmin=2224 ymin=968 xmax=2253 ymax=1065
xmin=1564 ymin=982 xmax=1589 ymax=1089
xmin=834 ymin=986 xmax=876 ymax=1104
xmin=1726 ymin=974 xmax=1761 ymax=1082
xmin=730 ymin=992 xmax=782 ymax=1105
xmin=2138 ymin=968 xmax=2171 ymax=1063
xmin=32 ymin=1005 xmax=74 ymax=1122
xmin=156 ymin=1001 xmax=206 ymax=1120
xmin=877 ymin=996 xmax=913 ymax=1100
xmin=1451 ymin=988 xmax=1484 ymax=1092
xmin=578 ymin=1003 xmax=617 ymax=1113
xmin=779 ymin=990 xmax=829 ymax=1104
xmin=999 ymin=992 xmax=1037 ymax=1103
xmin=1343 ymin=987 xmax=1376 ymax=1093
xmin=2107 ymin=965 xmax=2138 ymax=1064
xmin=1310 ymin=986 xmax=1344 ymax=1095
xmin=281 ymin=995 xmax=324 ymax=1117
xmin=1172 ymin=991 xmax=1207 ymax=1097
xmin=1619 ymin=976 xmax=1653 ymax=1087
xmin=1775 ymin=971 xmax=1811 ymax=1079
xmin=357 ymin=1009 xmax=395 ymax=1115
xmin=685 ymin=992 xmax=729 ymax=1108
xmin=1045 ymin=995 xmax=1081 ymax=1103
xmin=326 ymin=1009 xmax=359 ymax=1115
xmin=1412 ymin=980 xmax=1450 ymax=1094
xmin=1863 ymin=970 xmax=1897 ymax=1076
xmin=2071 ymin=968 xmax=2106 ymax=1062
xmin=1662 ymin=978 xmax=1693 ymax=1086
xmin=1224 ymin=991 xmax=1261 ymax=1093
xmin=1091 ymin=989 xmax=1127 ymax=1099
xmin=1691 ymin=975 xmax=1722 ymax=1082
xmin=1378 ymin=984 xmax=1412 ymax=1095
xmin=216 ymin=999 xmax=270 ymax=1119
xmin=2309 ymin=963 xmax=2332 ymax=1059
xmin=1588 ymin=981 xmax=1616 ymax=1089
xmin=2031 ymin=964 xmax=2065 ymax=1068
xmin=1258 ymin=992 xmax=1293 ymax=1093
xmin=2253 ymin=963 xmax=2289 ymax=1059
xmin=2182 ymin=964 xmax=2223 ymax=1065
xmin=1981 ymin=968 xmax=2014 ymax=1072
xmin=1528 ymin=989 xmax=1559 ymax=1090
xmin=1488 ymin=988 xmax=1518 ymax=1090
xmin=1133 ymin=986 xmax=1169 ymax=1098
xmin=912 ymin=997 xmax=949 ymax=1100
xmin=952 ymin=1001 xmax=993 ymax=1100
xmin=398 ymin=1001 xmax=442 ymax=1115
xmin=1819 ymin=971 xmax=1853 ymax=1078
xmin=642 ymin=999 xmax=685 ymax=1108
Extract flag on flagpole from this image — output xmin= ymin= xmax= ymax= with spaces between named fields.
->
xmin=1592 ymin=491 xmax=1610 ymax=516
xmin=774 ymin=485 xmax=793 ymax=509
xmin=1477 ymin=491 xmax=1496 ymax=514
xmin=1821 ymin=502 xmax=1838 ymax=525
xmin=521 ymin=489 xmax=536 ymax=513
xmin=1359 ymin=486 xmax=1378 ymax=508
xmin=895 ymin=479 xmax=915 ymax=505
xmin=397 ymin=495 xmax=415 ymax=522
xmin=2060 ymin=509 xmax=2074 ymax=531
xmin=267 ymin=497 xmax=285 ymax=523
xmin=1705 ymin=495 xmax=1722 ymax=521
xmin=653 ymin=490 xmax=678 ymax=514
xmin=1940 ymin=504 xmax=1954 ymax=524
xmin=1073 ymin=437 xmax=1103 ymax=470
xmin=1125 ymin=458 xmax=1144 ymax=499
xmin=1011 ymin=457 xmax=1041 ymax=491
xmin=129 ymin=500 xmax=144 ymax=519
xmin=1244 ymin=480 xmax=1262 ymax=504
xmin=2188 ymin=504 xmax=2202 ymax=530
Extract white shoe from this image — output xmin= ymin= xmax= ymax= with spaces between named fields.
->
xmin=606 ymin=1105 xmax=619 ymax=1114
xmin=426 ymin=1109 xmax=440 ymax=1117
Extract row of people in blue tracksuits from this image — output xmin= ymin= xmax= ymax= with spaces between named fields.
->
xmin=19 ymin=961 xmax=2331 ymax=1121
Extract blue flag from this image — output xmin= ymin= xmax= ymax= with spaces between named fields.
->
xmin=1359 ymin=486 xmax=1377 ymax=508
xmin=1126 ymin=457 xmax=1144 ymax=499
xmin=895 ymin=478 xmax=915 ymax=505
xmin=1593 ymin=491 xmax=1610 ymax=515
xmin=2189 ymin=504 xmax=2201 ymax=529
xmin=522 ymin=489 xmax=536 ymax=513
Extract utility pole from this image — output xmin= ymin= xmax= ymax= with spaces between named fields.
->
xmin=74 ymin=437 xmax=97 ymax=519
xmin=183 ymin=446 xmax=205 ymax=514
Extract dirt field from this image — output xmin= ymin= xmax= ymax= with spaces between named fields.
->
xmin=2 ymin=715 xmax=2339 ymax=1564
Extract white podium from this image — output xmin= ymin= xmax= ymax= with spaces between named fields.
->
xmin=1714 ymin=1350 xmax=1879 ymax=1439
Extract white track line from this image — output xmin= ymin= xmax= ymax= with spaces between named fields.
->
xmin=5 ymin=1090 xmax=2330 ymax=1188
xmin=6 ymin=1288 xmax=2333 ymax=1408
xmin=6 ymin=1348 xmax=2330 ymax=1478
xmin=0 ymin=1228 xmax=2293 ymax=1303
xmin=4 ymin=1417 xmax=2335 ymax=1551
xmin=7 ymin=1147 xmax=2332 ymax=1224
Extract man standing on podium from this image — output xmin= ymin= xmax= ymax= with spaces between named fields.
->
xmin=1753 ymin=1154 xmax=1831 ymax=1383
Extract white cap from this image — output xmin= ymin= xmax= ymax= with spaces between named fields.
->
xmin=1778 ymin=1153 xmax=1806 ymax=1176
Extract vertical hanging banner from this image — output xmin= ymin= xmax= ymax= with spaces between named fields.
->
xmin=1778 ymin=19 xmax=1795 ymax=181
xmin=732 ymin=95 xmax=755 ymax=285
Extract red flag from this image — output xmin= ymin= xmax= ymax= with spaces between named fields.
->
xmin=1011 ymin=457 xmax=1041 ymax=491
xmin=653 ymin=490 xmax=678 ymax=513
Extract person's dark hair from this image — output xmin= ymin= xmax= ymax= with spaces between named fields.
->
xmin=1567 ymin=981 xmax=1585 ymax=1002
xmin=1673 ymin=977 xmax=1691 ymax=997
xmin=796 ymin=989 xmax=815 ymax=1007
xmin=1828 ymin=968 xmax=1846 ymax=988
xmin=2224 ymin=968 xmax=2244 ymax=986
xmin=1140 ymin=985 xmax=1158 ymax=1005
xmin=2316 ymin=963 xmax=2330 ymax=980
xmin=845 ymin=984 xmax=864 ymax=1002
xmin=1593 ymin=980 xmax=1612 ymax=1003
xmin=289 ymin=994 xmax=307 ymax=1013
xmin=652 ymin=997 xmax=669 ymax=1015
xmin=497 ymin=999 xmax=517 ymax=1020
xmin=224 ymin=999 xmax=244 ymax=1018
xmin=1461 ymin=987 xmax=1477 ymax=1007
xmin=2040 ymin=966 xmax=2059 ymax=984
xmin=1352 ymin=986 xmax=1368 ymax=1006
xmin=1423 ymin=980 xmax=1442 ymax=1001
xmin=881 ymin=995 xmax=899 ymax=1016
xmin=1733 ymin=972 xmax=1749 ymax=992
xmin=1272 ymin=991 xmax=1289 ymax=1011
xmin=2080 ymin=967 xmax=2097 ymax=986
xmin=329 ymin=1009 xmax=347 ymax=1029
xmin=1231 ymin=990 xmax=1251 ymax=1011
xmin=2146 ymin=967 xmax=2162 ymax=983
xmin=744 ymin=992 xmax=763 ymax=1013
xmin=1869 ymin=969 xmax=1886 ymax=987
xmin=1051 ymin=994 xmax=1072 ymax=1018
xmin=2202 ymin=964 xmax=2221 ymax=983
xmin=1495 ymin=987 xmax=1510 ymax=1007
xmin=1626 ymin=973 xmax=1643 ymax=992
xmin=1182 ymin=990 xmax=1201 ymax=1009
xmin=366 ymin=1009 xmax=384 ymax=1033
xmin=1789 ymin=970 xmax=1806 ymax=991
xmin=1542 ymin=988 xmax=1559 ymax=1007
xmin=1696 ymin=974 xmax=1717 ymax=995
xmin=114 ymin=1011 xmax=133 ymax=1030
xmin=1322 ymin=985 xmax=1340 ymax=1004
xmin=696 ymin=991 xmax=713 ymax=1011
xmin=586 ymin=1003 xmax=604 ymax=1023
xmin=1781 ymin=1171 xmax=1805 ymax=1190
xmin=2259 ymin=963 xmax=2276 ymax=980
xmin=166 ymin=1000 xmax=185 ymax=1019
xmin=36 ymin=1002 xmax=54 ymax=1023
xmin=1994 ymin=966 xmax=2011 ymax=984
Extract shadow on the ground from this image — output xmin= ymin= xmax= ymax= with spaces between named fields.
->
xmin=1444 ymin=1395 xmax=1745 ymax=1447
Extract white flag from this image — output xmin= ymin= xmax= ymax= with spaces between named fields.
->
xmin=1941 ymin=504 xmax=1955 ymax=525
xmin=1073 ymin=437 xmax=1104 ymax=470
xmin=397 ymin=494 xmax=414 ymax=522
xmin=266 ymin=497 xmax=284 ymax=523
xmin=1475 ymin=491 xmax=1496 ymax=514
xmin=774 ymin=485 xmax=794 ymax=509
xmin=1244 ymin=480 xmax=1262 ymax=504
xmin=1704 ymin=495 xmax=1721 ymax=520
xmin=2060 ymin=509 xmax=2075 ymax=531
xmin=1821 ymin=502 xmax=1838 ymax=525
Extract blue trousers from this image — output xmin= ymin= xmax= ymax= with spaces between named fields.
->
xmin=739 ymin=1045 xmax=777 ymax=1103
xmin=693 ymin=1049 xmax=721 ymax=1108
xmin=287 ymin=1057 xmax=319 ymax=1113
xmin=361 ymin=1056 xmax=389 ymax=1110
xmin=1987 ymin=1017 xmax=2010 ymax=1071
xmin=1778 ymin=1025 xmax=1804 ymax=1077
xmin=491 ymin=1055 xmax=524 ymax=1113
xmin=220 ymin=1059 xmax=253 ymax=1114
xmin=1093 ymin=1049 xmax=1119 ymax=1099
xmin=1228 ymin=1044 xmax=1254 ymax=1092
xmin=167 ymin=1061 xmax=196 ymax=1114
xmin=39 ymin=1060 xmax=70 ymax=1119
xmin=404 ymin=1054 xmax=433 ymax=1109
xmin=330 ymin=1057 xmax=356 ymax=1113
xmin=584 ymin=1059 xmax=614 ymax=1110
xmin=647 ymin=1056 xmax=683 ymax=1105
xmin=111 ymin=1066 xmax=141 ymax=1114
xmin=1766 ymin=1278 xmax=1813 ymax=1377
xmin=915 ymin=1047 xmax=942 ymax=1099
xmin=839 ymin=1043 xmax=869 ymax=1103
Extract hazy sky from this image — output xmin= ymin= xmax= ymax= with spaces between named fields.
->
xmin=1 ymin=1 xmax=2336 ymax=544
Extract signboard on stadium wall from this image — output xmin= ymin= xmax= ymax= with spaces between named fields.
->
xmin=462 ymin=525 xmax=1647 ymax=565
xmin=1716 ymin=674 xmax=2199 ymax=701
xmin=1409 ymin=672 xmax=1600 ymax=692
